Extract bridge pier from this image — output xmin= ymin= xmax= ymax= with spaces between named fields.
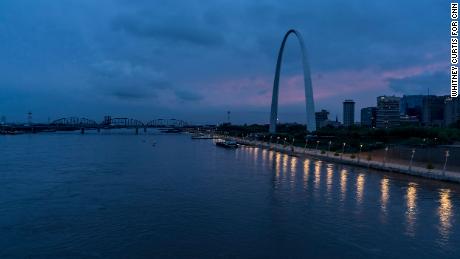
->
xmin=144 ymin=127 xmax=147 ymax=133
xmin=135 ymin=127 xmax=139 ymax=135
xmin=80 ymin=128 xmax=85 ymax=134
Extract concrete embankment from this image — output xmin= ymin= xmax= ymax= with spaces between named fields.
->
xmin=230 ymin=137 xmax=460 ymax=184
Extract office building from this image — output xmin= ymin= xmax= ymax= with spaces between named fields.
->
xmin=315 ymin=109 xmax=329 ymax=129
xmin=376 ymin=96 xmax=400 ymax=128
xmin=343 ymin=100 xmax=355 ymax=127
xmin=360 ymin=107 xmax=377 ymax=127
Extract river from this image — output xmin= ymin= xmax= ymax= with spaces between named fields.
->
xmin=0 ymin=130 xmax=459 ymax=258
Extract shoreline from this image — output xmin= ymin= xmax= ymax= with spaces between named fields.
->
xmin=228 ymin=137 xmax=460 ymax=184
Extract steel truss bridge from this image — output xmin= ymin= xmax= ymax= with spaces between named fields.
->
xmin=50 ymin=117 xmax=188 ymax=131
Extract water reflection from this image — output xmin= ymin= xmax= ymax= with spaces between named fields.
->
xmin=282 ymin=154 xmax=289 ymax=173
xmin=438 ymin=189 xmax=453 ymax=242
xmin=380 ymin=178 xmax=390 ymax=217
xmin=340 ymin=169 xmax=347 ymax=201
xmin=275 ymin=153 xmax=281 ymax=179
xmin=314 ymin=161 xmax=322 ymax=189
xmin=290 ymin=157 xmax=298 ymax=187
xmin=303 ymin=159 xmax=310 ymax=189
xmin=326 ymin=165 xmax=333 ymax=195
xmin=356 ymin=174 xmax=365 ymax=204
xmin=405 ymin=183 xmax=418 ymax=236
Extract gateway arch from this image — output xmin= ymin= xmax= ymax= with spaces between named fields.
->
xmin=269 ymin=29 xmax=316 ymax=133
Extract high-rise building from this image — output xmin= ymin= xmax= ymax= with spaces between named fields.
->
xmin=376 ymin=96 xmax=400 ymax=128
xmin=315 ymin=109 xmax=329 ymax=129
xmin=422 ymin=95 xmax=445 ymax=126
xmin=360 ymin=107 xmax=377 ymax=127
xmin=343 ymin=100 xmax=355 ymax=127
xmin=400 ymin=95 xmax=424 ymax=119
xmin=444 ymin=97 xmax=460 ymax=126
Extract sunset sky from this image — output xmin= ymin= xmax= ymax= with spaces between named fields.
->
xmin=0 ymin=0 xmax=449 ymax=124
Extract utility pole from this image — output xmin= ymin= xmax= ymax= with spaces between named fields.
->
xmin=27 ymin=111 xmax=32 ymax=126
xmin=227 ymin=111 xmax=231 ymax=124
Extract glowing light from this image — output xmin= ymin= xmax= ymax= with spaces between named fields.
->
xmin=326 ymin=165 xmax=333 ymax=194
xmin=356 ymin=174 xmax=365 ymax=204
xmin=405 ymin=183 xmax=417 ymax=236
xmin=275 ymin=152 xmax=281 ymax=178
xmin=303 ymin=159 xmax=310 ymax=189
xmin=314 ymin=161 xmax=322 ymax=189
xmin=438 ymin=189 xmax=453 ymax=241
xmin=340 ymin=169 xmax=347 ymax=201
xmin=282 ymin=154 xmax=289 ymax=173
xmin=380 ymin=178 xmax=389 ymax=215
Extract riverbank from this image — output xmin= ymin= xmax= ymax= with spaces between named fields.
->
xmin=228 ymin=137 xmax=460 ymax=183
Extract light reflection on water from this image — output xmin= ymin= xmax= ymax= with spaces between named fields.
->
xmin=261 ymin=149 xmax=458 ymax=247
xmin=380 ymin=178 xmax=390 ymax=220
xmin=326 ymin=165 xmax=333 ymax=195
xmin=405 ymin=183 xmax=418 ymax=237
xmin=314 ymin=161 xmax=322 ymax=190
xmin=303 ymin=159 xmax=310 ymax=189
xmin=340 ymin=168 xmax=348 ymax=201
xmin=356 ymin=173 xmax=365 ymax=204
xmin=438 ymin=189 xmax=453 ymax=242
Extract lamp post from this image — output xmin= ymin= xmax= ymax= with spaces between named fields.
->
xmin=383 ymin=146 xmax=389 ymax=167
xmin=409 ymin=149 xmax=415 ymax=172
xmin=443 ymin=150 xmax=450 ymax=176
xmin=358 ymin=144 xmax=363 ymax=163
xmin=341 ymin=142 xmax=346 ymax=161
xmin=277 ymin=136 xmax=280 ymax=145
xmin=315 ymin=140 xmax=320 ymax=154
xmin=283 ymin=137 xmax=287 ymax=146
xmin=328 ymin=141 xmax=332 ymax=157
xmin=304 ymin=139 xmax=308 ymax=154
xmin=291 ymin=138 xmax=295 ymax=153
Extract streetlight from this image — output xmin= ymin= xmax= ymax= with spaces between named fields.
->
xmin=409 ymin=148 xmax=415 ymax=172
xmin=315 ymin=140 xmax=320 ymax=153
xmin=443 ymin=150 xmax=450 ymax=176
xmin=383 ymin=146 xmax=389 ymax=167
xmin=277 ymin=136 xmax=280 ymax=145
xmin=304 ymin=139 xmax=308 ymax=154
xmin=358 ymin=144 xmax=363 ymax=163
xmin=341 ymin=142 xmax=346 ymax=160
xmin=283 ymin=137 xmax=287 ymax=146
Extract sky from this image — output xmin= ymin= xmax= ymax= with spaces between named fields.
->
xmin=0 ymin=0 xmax=450 ymax=124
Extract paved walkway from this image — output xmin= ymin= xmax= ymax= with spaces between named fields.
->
xmin=228 ymin=137 xmax=460 ymax=183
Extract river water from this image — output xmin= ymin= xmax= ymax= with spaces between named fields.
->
xmin=0 ymin=131 xmax=459 ymax=258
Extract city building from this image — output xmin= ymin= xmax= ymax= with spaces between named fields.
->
xmin=444 ymin=97 xmax=460 ymax=126
xmin=360 ymin=107 xmax=377 ymax=127
xmin=343 ymin=100 xmax=355 ymax=127
xmin=376 ymin=96 xmax=400 ymax=128
xmin=315 ymin=109 xmax=329 ymax=130
xmin=422 ymin=95 xmax=445 ymax=127
xmin=400 ymin=95 xmax=424 ymax=119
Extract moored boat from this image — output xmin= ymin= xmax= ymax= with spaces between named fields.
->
xmin=215 ymin=140 xmax=238 ymax=148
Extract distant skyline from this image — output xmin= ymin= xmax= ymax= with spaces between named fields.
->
xmin=0 ymin=0 xmax=449 ymax=124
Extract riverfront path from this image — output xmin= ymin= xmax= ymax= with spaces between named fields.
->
xmin=228 ymin=137 xmax=460 ymax=183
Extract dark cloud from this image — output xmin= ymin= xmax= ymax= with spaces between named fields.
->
xmin=111 ymin=13 xmax=225 ymax=47
xmin=174 ymin=90 xmax=203 ymax=102
xmin=387 ymin=72 xmax=449 ymax=95
xmin=89 ymin=60 xmax=171 ymax=100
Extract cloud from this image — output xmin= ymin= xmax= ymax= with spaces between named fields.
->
xmin=174 ymin=90 xmax=203 ymax=102
xmin=89 ymin=60 xmax=171 ymax=100
xmin=387 ymin=71 xmax=449 ymax=95
xmin=111 ymin=13 xmax=225 ymax=47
